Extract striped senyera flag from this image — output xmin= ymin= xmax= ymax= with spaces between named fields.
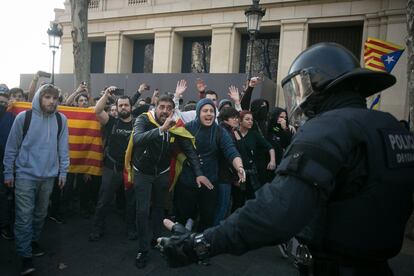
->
xmin=8 ymin=102 xmax=103 ymax=176
xmin=364 ymin=37 xmax=404 ymax=73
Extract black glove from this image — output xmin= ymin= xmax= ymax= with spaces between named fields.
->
xmin=158 ymin=223 xmax=198 ymax=267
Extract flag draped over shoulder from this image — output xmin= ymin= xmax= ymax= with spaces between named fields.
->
xmin=364 ymin=37 xmax=405 ymax=73
xmin=123 ymin=111 xmax=194 ymax=191
xmin=9 ymin=102 xmax=103 ymax=176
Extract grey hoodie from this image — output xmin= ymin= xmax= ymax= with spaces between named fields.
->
xmin=3 ymin=87 xmax=69 ymax=181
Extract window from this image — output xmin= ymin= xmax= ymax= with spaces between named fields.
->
xmin=239 ymin=33 xmax=280 ymax=81
xmin=308 ymin=24 xmax=363 ymax=59
xmin=90 ymin=42 xmax=106 ymax=73
xmin=182 ymin=37 xmax=211 ymax=73
xmin=132 ymin=39 xmax=154 ymax=73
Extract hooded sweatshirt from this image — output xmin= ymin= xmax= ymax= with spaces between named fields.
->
xmin=250 ymin=98 xmax=269 ymax=137
xmin=179 ymin=98 xmax=240 ymax=186
xmin=3 ymin=87 xmax=70 ymax=181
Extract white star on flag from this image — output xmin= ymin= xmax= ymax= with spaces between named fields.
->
xmin=385 ymin=55 xmax=395 ymax=64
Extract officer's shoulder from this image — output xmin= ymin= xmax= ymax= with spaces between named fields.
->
xmin=295 ymin=108 xmax=367 ymax=143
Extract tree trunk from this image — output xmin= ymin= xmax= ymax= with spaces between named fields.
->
xmin=407 ymin=0 xmax=414 ymax=132
xmin=70 ymin=0 xmax=90 ymax=89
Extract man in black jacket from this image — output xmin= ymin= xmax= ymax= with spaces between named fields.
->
xmin=133 ymin=95 xmax=212 ymax=269
xmin=157 ymin=43 xmax=414 ymax=276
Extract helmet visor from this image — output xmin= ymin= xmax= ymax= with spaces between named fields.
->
xmin=282 ymin=70 xmax=315 ymax=126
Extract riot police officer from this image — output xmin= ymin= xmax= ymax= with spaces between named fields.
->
xmin=157 ymin=43 xmax=414 ymax=276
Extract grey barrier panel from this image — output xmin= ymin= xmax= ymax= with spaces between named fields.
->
xmin=20 ymin=73 xmax=277 ymax=107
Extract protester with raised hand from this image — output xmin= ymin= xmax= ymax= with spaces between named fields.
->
xmin=173 ymin=99 xmax=245 ymax=235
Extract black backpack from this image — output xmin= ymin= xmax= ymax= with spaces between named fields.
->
xmin=22 ymin=109 xmax=63 ymax=141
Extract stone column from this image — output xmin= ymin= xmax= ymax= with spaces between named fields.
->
xmin=104 ymin=31 xmax=122 ymax=73
xmin=276 ymin=19 xmax=308 ymax=107
xmin=210 ymin=23 xmax=241 ymax=73
xmin=119 ymin=35 xmax=133 ymax=73
xmin=60 ymin=36 xmax=74 ymax=73
xmin=153 ymin=28 xmax=183 ymax=73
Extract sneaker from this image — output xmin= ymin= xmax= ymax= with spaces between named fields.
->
xmin=1 ymin=227 xmax=15 ymax=240
xmin=20 ymin=257 xmax=35 ymax=275
xmin=49 ymin=214 xmax=65 ymax=224
xmin=88 ymin=229 xmax=103 ymax=242
xmin=135 ymin=251 xmax=148 ymax=269
xmin=278 ymin=243 xmax=289 ymax=259
xmin=31 ymin=242 xmax=45 ymax=257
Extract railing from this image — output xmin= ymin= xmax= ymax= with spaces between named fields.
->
xmin=128 ymin=0 xmax=149 ymax=6
xmin=88 ymin=0 xmax=100 ymax=10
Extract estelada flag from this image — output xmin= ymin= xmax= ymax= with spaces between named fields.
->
xmin=123 ymin=110 xmax=194 ymax=191
xmin=8 ymin=102 xmax=103 ymax=176
xmin=364 ymin=37 xmax=404 ymax=73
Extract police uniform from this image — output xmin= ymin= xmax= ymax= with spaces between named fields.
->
xmin=158 ymin=43 xmax=414 ymax=276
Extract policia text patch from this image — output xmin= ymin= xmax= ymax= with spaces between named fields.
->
xmin=380 ymin=129 xmax=414 ymax=168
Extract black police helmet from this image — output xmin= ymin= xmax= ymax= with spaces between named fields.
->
xmin=282 ymin=42 xmax=396 ymax=98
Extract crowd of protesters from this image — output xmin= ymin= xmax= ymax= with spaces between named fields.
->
xmin=0 ymin=71 xmax=413 ymax=275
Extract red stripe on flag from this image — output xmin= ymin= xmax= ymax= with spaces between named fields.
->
xmin=367 ymin=62 xmax=386 ymax=70
xmin=365 ymin=56 xmax=383 ymax=63
xmin=70 ymin=158 xmax=102 ymax=167
xmin=69 ymin=143 xmax=103 ymax=152
xmin=10 ymin=107 xmax=28 ymax=116
xmin=59 ymin=110 xmax=99 ymax=121
xmin=69 ymin=127 xmax=102 ymax=137
xmin=366 ymin=40 xmax=400 ymax=52
xmin=364 ymin=47 xmax=387 ymax=56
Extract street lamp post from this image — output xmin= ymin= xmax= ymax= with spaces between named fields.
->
xmin=47 ymin=23 xmax=63 ymax=84
xmin=245 ymin=0 xmax=266 ymax=80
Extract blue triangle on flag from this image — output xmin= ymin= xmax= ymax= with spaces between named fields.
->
xmin=381 ymin=50 xmax=404 ymax=73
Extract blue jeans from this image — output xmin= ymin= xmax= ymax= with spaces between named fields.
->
xmin=14 ymin=178 xmax=54 ymax=257
xmin=213 ymin=183 xmax=231 ymax=226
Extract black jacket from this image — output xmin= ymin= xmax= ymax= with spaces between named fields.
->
xmin=204 ymin=107 xmax=414 ymax=263
xmin=132 ymin=113 xmax=203 ymax=177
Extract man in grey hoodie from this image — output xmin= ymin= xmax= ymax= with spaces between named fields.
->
xmin=3 ymin=84 xmax=69 ymax=275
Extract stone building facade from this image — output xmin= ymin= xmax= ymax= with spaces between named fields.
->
xmin=55 ymin=0 xmax=409 ymax=119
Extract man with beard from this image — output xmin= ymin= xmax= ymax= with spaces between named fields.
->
xmin=89 ymin=87 xmax=136 ymax=241
xmin=132 ymin=95 xmax=212 ymax=268
xmin=3 ymin=84 xmax=69 ymax=275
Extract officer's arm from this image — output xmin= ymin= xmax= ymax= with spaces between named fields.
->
xmin=203 ymin=174 xmax=320 ymax=256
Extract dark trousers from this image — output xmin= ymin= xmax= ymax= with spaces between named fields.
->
xmin=174 ymin=181 xmax=218 ymax=232
xmin=79 ymin=174 xmax=101 ymax=213
xmin=134 ymin=170 xmax=169 ymax=253
xmin=49 ymin=174 xmax=76 ymax=217
xmin=231 ymin=178 xmax=255 ymax=212
xmin=0 ymin=174 xmax=14 ymax=229
xmin=93 ymin=167 xmax=136 ymax=232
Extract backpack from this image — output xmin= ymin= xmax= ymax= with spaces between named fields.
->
xmin=22 ymin=109 xmax=63 ymax=141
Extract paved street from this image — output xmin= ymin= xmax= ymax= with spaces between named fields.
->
xmin=1 ymin=209 xmax=413 ymax=276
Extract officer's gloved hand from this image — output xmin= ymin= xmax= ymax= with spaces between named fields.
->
xmin=157 ymin=219 xmax=199 ymax=267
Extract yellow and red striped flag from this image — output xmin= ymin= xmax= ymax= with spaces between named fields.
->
xmin=8 ymin=102 xmax=103 ymax=176
xmin=364 ymin=37 xmax=404 ymax=73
